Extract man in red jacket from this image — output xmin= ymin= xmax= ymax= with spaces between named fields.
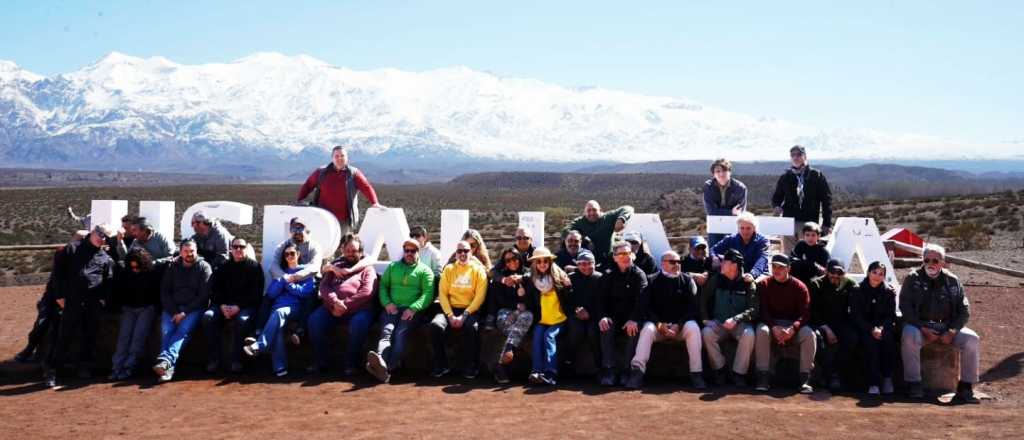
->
xmin=753 ymin=254 xmax=817 ymax=394
xmin=297 ymin=146 xmax=382 ymax=234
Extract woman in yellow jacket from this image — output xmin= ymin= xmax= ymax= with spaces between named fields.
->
xmin=522 ymin=247 xmax=572 ymax=386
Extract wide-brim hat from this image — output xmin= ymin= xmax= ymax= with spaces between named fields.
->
xmin=527 ymin=247 xmax=556 ymax=261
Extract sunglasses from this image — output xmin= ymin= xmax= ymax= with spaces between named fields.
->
xmin=663 ymin=260 xmax=681 ymax=265
xmin=403 ymin=248 xmax=418 ymax=254
xmin=515 ymin=236 xmax=531 ymax=240
xmin=455 ymin=249 xmax=470 ymax=254
xmin=923 ymin=258 xmax=942 ymax=264
xmin=284 ymin=251 xmax=298 ymax=256
xmin=129 ymin=264 xmax=140 ymax=271
xmin=614 ymin=252 xmax=631 ymax=256
xmin=231 ymin=244 xmax=247 ymax=250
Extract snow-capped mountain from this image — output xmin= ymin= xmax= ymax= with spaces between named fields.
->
xmin=0 ymin=52 xmax=1016 ymax=175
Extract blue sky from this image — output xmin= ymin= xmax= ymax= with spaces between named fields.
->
xmin=1 ymin=1 xmax=1020 ymax=144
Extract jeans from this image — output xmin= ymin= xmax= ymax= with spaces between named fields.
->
xmin=702 ymin=322 xmax=756 ymax=374
xmin=531 ymin=323 xmax=564 ymax=376
xmin=112 ymin=305 xmax=156 ymax=374
xmin=376 ymin=309 xmax=424 ymax=373
xmin=631 ymin=321 xmax=702 ymax=374
xmin=307 ymin=306 xmax=376 ymax=370
xmin=901 ymin=324 xmax=980 ymax=384
xmin=254 ymin=296 xmax=314 ymax=336
xmin=202 ymin=306 xmax=254 ymax=366
xmin=256 ymin=306 xmax=301 ymax=373
xmin=158 ymin=310 xmax=203 ymax=368
xmin=429 ymin=308 xmax=480 ymax=372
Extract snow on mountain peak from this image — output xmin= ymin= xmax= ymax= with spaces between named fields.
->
xmin=0 ymin=60 xmax=42 ymax=83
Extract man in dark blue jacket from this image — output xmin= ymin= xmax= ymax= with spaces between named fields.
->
xmin=711 ymin=212 xmax=770 ymax=281
xmin=703 ymin=158 xmax=748 ymax=249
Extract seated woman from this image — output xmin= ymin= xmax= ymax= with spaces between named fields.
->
xmin=852 ymin=261 xmax=898 ymax=396
xmin=488 ymin=247 xmax=532 ymax=384
xmin=244 ymin=243 xmax=316 ymax=376
xmin=522 ymin=247 xmax=572 ymax=386
xmin=109 ymin=248 xmax=162 ymax=380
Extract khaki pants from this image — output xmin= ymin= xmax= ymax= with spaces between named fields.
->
xmin=702 ymin=322 xmax=756 ymax=375
xmin=631 ymin=321 xmax=702 ymax=373
xmin=755 ymin=321 xmax=816 ymax=374
xmin=901 ymin=324 xmax=980 ymax=383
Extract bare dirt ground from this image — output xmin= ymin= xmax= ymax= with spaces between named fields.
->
xmin=2 ymin=265 xmax=1022 ymax=439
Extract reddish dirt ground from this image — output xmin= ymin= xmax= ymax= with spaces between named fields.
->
xmin=2 ymin=266 xmax=1022 ymax=439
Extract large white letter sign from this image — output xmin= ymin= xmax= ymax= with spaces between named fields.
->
xmin=623 ymin=214 xmax=672 ymax=260
xmin=90 ymin=200 xmax=128 ymax=230
xmin=826 ymin=217 xmax=898 ymax=286
xmin=180 ymin=201 xmax=254 ymax=239
xmin=262 ymin=205 xmax=342 ymax=281
xmin=440 ymin=209 xmax=470 ymax=262
xmin=139 ymin=201 xmax=175 ymax=239
xmin=518 ymin=211 xmax=545 ymax=246
xmin=358 ymin=207 xmax=411 ymax=273
xmin=707 ymin=215 xmax=794 ymax=237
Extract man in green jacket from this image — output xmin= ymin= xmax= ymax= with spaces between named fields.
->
xmin=366 ymin=239 xmax=435 ymax=383
xmin=699 ymin=249 xmax=758 ymax=387
xmin=562 ymin=200 xmax=633 ymax=268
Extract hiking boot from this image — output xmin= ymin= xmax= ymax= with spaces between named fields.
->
xmin=755 ymin=372 xmax=771 ymax=392
xmin=951 ymin=381 xmax=980 ymax=405
xmin=205 ymin=361 xmax=220 ymax=373
xmin=690 ymin=372 xmax=708 ymax=390
xmin=366 ymin=351 xmax=390 ymax=383
xmin=799 ymin=372 xmax=814 ymax=394
xmin=881 ymin=377 xmax=894 ymax=395
xmin=493 ymin=365 xmax=510 ymax=384
xmin=624 ymin=367 xmax=644 ymax=389
xmin=599 ymin=369 xmax=616 ymax=387
xmin=907 ymin=381 xmax=924 ymax=399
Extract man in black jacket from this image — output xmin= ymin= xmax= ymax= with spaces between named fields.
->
xmin=42 ymin=224 xmax=116 ymax=388
xmin=202 ymin=238 xmax=264 ymax=373
xmin=771 ymin=145 xmax=833 ymax=253
xmin=562 ymin=250 xmax=603 ymax=377
xmin=625 ymin=250 xmax=704 ymax=390
xmin=807 ymin=259 xmax=858 ymax=392
xmin=596 ymin=241 xmax=647 ymax=386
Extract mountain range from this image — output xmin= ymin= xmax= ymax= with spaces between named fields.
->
xmin=2 ymin=52 xmax=1021 ymax=180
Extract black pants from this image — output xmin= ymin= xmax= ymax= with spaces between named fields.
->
xmin=429 ymin=308 xmax=480 ymax=371
xmin=815 ymin=322 xmax=858 ymax=379
xmin=861 ymin=325 xmax=897 ymax=387
xmin=600 ymin=326 xmax=638 ymax=373
xmin=24 ymin=293 xmax=59 ymax=354
xmin=45 ymin=298 xmax=102 ymax=372
xmin=563 ymin=316 xmax=601 ymax=372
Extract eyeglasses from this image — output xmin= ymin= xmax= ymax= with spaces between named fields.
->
xmin=614 ymin=252 xmax=631 ymax=256
xmin=663 ymin=260 xmax=681 ymax=265
xmin=923 ymin=258 xmax=942 ymax=264
xmin=515 ymin=236 xmax=530 ymax=241
xmin=403 ymin=248 xmax=418 ymax=254
xmin=535 ymin=259 xmax=551 ymax=264
xmin=455 ymin=249 xmax=470 ymax=254
xmin=231 ymin=245 xmax=246 ymax=250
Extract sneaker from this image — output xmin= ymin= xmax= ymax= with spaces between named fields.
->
xmin=528 ymin=372 xmax=544 ymax=384
xmin=366 ymin=351 xmax=390 ymax=383
xmin=274 ymin=369 xmax=288 ymax=378
xmin=244 ymin=336 xmax=257 ymax=346
xmin=828 ymin=374 xmax=842 ymax=392
xmin=462 ymin=367 xmax=479 ymax=380
xmin=229 ymin=362 xmax=244 ymax=373
xmin=493 ymin=365 xmax=510 ymax=384
xmin=907 ymin=381 xmax=924 ymax=399
xmin=541 ymin=372 xmax=557 ymax=386
xmin=205 ymin=361 xmax=220 ymax=373
xmin=43 ymin=370 xmax=58 ymax=389
xmin=881 ymin=377 xmax=894 ymax=395
xmin=732 ymin=372 xmax=748 ymax=388
xmin=152 ymin=359 xmax=170 ymax=378
xmin=431 ymin=366 xmax=451 ymax=378
xmin=755 ymin=372 xmax=771 ymax=392
xmin=798 ymin=373 xmax=814 ymax=394
xmin=243 ymin=341 xmax=260 ymax=357
xmin=158 ymin=367 xmax=175 ymax=383
xmin=951 ymin=381 xmax=980 ymax=405
xmin=690 ymin=372 xmax=707 ymax=390
xmin=500 ymin=349 xmax=515 ymax=366
xmin=867 ymin=385 xmax=880 ymax=395
xmin=599 ymin=369 xmax=616 ymax=387
xmin=624 ymin=368 xmax=644 ymax=389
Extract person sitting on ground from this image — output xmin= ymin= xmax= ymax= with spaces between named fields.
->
xmin=710 ymin=211 xmax=769 ymax=281
xmin=365 ymin=239 xmax=435 ymax=383
xmin=899 ymin=244 xmax=981 ymax=404
xmin=522 ymin=247 xmax=571 ymax=386
xmin=702 ymin=158 xmax=748 ymax=249
xmin=595 ymin=241 xmax=647 ymax=386
xmin=244 ymin=243 xmax=317 ymax=377
xmin=189 ymin=211 xmax=234 ymax=270
xmin=626 ymin=250 xmax=705 ymax=390
xmin=430 ymin=240 xmax=488 ymax=379
xmin=109 ymin=248 xmax=162 ymax=381
xmin=851 ymin=261 xmax=897 ymax=396
xmin=555 ymin=230 xmax=585 ymax=273
xmin=487 ymin=247 xmax=531 ymax=384
xmin=307 ymin=236 xmax=378 ymax=376
xmin=153 ymin=239 xmax=212 ymax=383
xmin=789 ymin=222 xmax=830 ymax=285
xmin=754 ymin=254 xmax=817 ymax=394
xmin=623 ymin=231 xmax=657 ymax=276
xmin=682 ymin=236 xmax=713 ymax=287
xmin=201 ymin=237 xmax=263 ymax=374
xmin=700 ymin=249 xmax=758 ymax=388
xmin=410 ymin=226 xmax=442 ymax=278
xmin=128 ymin=217 xmax=177 ymax=263
xmin=562 ymin=250 xmax=603 ymax=378
xmin=42 ymin=224 xmax=116 ymax=388
xmin=807 ymin=259 xmax=857 ymax=392
xmin=562 ymin=200 xmax=634 ymax=267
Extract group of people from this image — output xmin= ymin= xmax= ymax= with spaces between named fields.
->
xmin=14 ymin=145 xmax=982 ymax=404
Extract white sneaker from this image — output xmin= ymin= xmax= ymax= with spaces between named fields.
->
xmin=881 ymin=378 xmax=894 ymax=395
xmin=868 ymin=385 xmax=880 ymax=395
